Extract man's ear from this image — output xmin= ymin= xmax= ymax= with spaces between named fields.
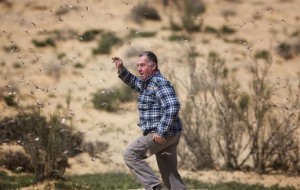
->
xmin=152 ymin=63 xmax=157 ymax=71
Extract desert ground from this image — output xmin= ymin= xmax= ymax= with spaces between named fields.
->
xmin=1 ymin=0 xmax=300 ymax=189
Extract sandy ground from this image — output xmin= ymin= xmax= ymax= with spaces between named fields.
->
xmin=1 ymin=0 xmax=300 ymax=189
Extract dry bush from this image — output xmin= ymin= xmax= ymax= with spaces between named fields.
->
xmin=277 ymin=37 xmax=300 ymax=60
xmin=91 ymin=84 xmax=136 ymax=112
xmin=0 ymin=102 xmax=85 ymax=182
xmin=174 ymin=44 xmax=300 ymax=174
xmin=168 ymin=0 xmax=205 ymax=32
xmin=92 ymin=31 xmax=123 ymax=55
xmin=130 ymin=3 xmax=161 ymax=24
xmin=0 ymin=81 xmax=20 ymax=107
xmin=0 ymin=149 xmax=33 ymax=172
xmin=171 ymin=46 xmax=216 ymax=170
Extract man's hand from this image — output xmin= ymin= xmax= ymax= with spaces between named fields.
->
xmin=152 ymin=133 xmax=166 ymax=145
xmin=112 ymin=57 xmax=124 ymax=72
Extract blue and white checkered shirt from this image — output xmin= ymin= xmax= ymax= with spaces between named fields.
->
xmin=118 ymin=68 xmax=182 ymax=136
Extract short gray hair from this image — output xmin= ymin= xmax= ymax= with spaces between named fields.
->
xmin=139 ymin=51 xmax=158 ymax=65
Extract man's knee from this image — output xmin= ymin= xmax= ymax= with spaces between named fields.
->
xmin=123 ymin=148 xmax=134 ymax=163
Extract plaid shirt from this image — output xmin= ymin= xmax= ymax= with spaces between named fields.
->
xmin=118 ymin=68 xmax=182 ymax=136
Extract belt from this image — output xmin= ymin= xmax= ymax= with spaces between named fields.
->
xmin=143 ymin=130 xmax=155 ymax=136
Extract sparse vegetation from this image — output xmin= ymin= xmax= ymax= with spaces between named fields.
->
xmin=0 ymin=150 xmax=33 ymax=172
xmin=1 ymin=1 xmax=300 ymax=189
xmin=0 ymin=171 xmax=35 ymax=190
xmin=131 ymin=3 xmax=161 ymax=24
xmin=227 ymin=37 xmax=248 ymax=44
xmin=168 ymin=34 xmax=191 ymax=41
xmin=38 ymin=29 xmax=77 ymax=41
xmin=220 ymin=25 xmax=236 ymax=35
xmin=91 ymin=85 xmax=136 ymax=112
xmin=254 ymin=50 xmax=272 ymax=62
xmin=204 ymin=25 xmax=236 ymax=36
xmin=0 ymin=102 xmax=85 ymax=182
xmin=57 ymin=52 xmax=66 ymax=59
xmin=166 ymin=0 xmax=206 ymax=32
xmin=93 ymin=31 xmax=122 ymax=55
xmin=32 ymin=38 xmax=56 ymax=48
xmin=79 ymin=29 xmax=102 ymax=42
xmin=3 ymin=44 xmax=19 ymax=52
xmin=3 ymin=93 xmax=18 ymax=107
xmin=0 ymin=171 xmax=296 ymax=190
xmin=277 ymin=39 xmax=300 ymax=60
xmin=204 ymin=25 xmax=219 ymax=34
xmin=174 ymin=44 xmax=300 ymax=174
xmin=127 ymin=29 xmax=156 ymax=38
xmin=12 ymin=62 xmax=22 ymax=68
xmin=74 ymin=62 xmax=84 ymax=68
xmin=182 ymin=0 xmax=205 ymax=32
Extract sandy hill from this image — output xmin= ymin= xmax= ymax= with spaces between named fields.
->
xmin=1 ymin=0 xmax=300 ymax=189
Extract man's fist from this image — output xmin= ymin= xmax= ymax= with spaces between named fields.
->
xmin=112 ymin=57 xmax=124 ymax=72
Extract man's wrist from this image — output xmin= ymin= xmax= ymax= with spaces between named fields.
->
xmin=117 ymin=66 xmax=125 ymax=74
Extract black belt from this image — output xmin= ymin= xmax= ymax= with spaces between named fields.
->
xmin=143 ymin=130 xmax=155 ymax=136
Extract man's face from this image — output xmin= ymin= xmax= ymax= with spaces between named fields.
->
xmin=136 ymin=55 xmax=156 ymax=81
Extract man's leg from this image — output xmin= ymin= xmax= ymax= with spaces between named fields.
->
xmin=155 ymin=135 xmax=186 ymax=190
xmin=123 ymin=134 xmax=160 ymax=190
xmin=123 ymin=133 xmax=179 ymax=190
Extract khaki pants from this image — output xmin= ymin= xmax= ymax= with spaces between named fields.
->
xmin=123 ymin=133 xmax=186 ymax=190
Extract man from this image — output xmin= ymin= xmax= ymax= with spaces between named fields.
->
xmin=112 ymin=51 xmax=186 ymax=190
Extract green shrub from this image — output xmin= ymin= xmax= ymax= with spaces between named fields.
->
xmin=0 ymin=171 xmax=296 ymax=190
xmin=174 ymin=45 xmax=300 ymax=174
xmin=74 ymin=62 xmax=84 ymax=69
xmin=0 ymin=106 xmax=84 ymax=182
xmin=228 ymin=38 xmax=248 ymax=44
xmin=93 ymin=32 xmax=122 ymax=55
xmin=0 ymin=171 xmax=35 ymax=190
xmin=13 ymin=62 xmax=22 ymax=68
xmin=277 ymin=42 xmax=292 ymax=59
xmin=32 ymin=38 xmax=56 ymax=48
xmin=91 ymin=85 xmax=135 ymax=112
xmin=3 ymin=44 xmax=20 ymax=52
xmin=79 ymin=29 xmax=102 ymax=42
xmin=127 ymin=29 xmax=156 ymax=38
xmin=57 ymin=52 xmax=66 ymax=59
xmin=220 ymin=25 xmax=236 ymax=35
xmin=277 ymin=39 xmax=300 ymax=60
xmin=204 ymin=26 xmax=219 ymax=34
xmin=131 ymin=4 xmax=161 ymax=23
xmin=168 ymin=34 xmax=191 ymax=41
xmin=3 ymin=94 xmax=18 ymax=107
xmin=0 ymin=150 xmax=33 ymax=172
xmin=204 ymin=25 xmax=236 ymax=36
xmin=181 ymin=0 xmax=205 ymax=32
xmin=254 ymin=50 xmax=272 ymax=62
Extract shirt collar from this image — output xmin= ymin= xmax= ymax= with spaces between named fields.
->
xmin=142 ymin=71 xmax=160 ymax=91
xmin=143 ymin=70 xmax=160 ymax=83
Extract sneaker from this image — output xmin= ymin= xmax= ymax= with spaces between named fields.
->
xmin=151 ymin=184 xmax=162 ymax=190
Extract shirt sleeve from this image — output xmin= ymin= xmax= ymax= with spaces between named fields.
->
xmin=118 ymin=67 xmax=142 ymax=93
xmin=155 ymin=82 xmax=180 ymax=136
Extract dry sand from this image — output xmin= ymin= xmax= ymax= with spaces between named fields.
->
xmin=1 ymin=0 xmax=300 ymax=189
